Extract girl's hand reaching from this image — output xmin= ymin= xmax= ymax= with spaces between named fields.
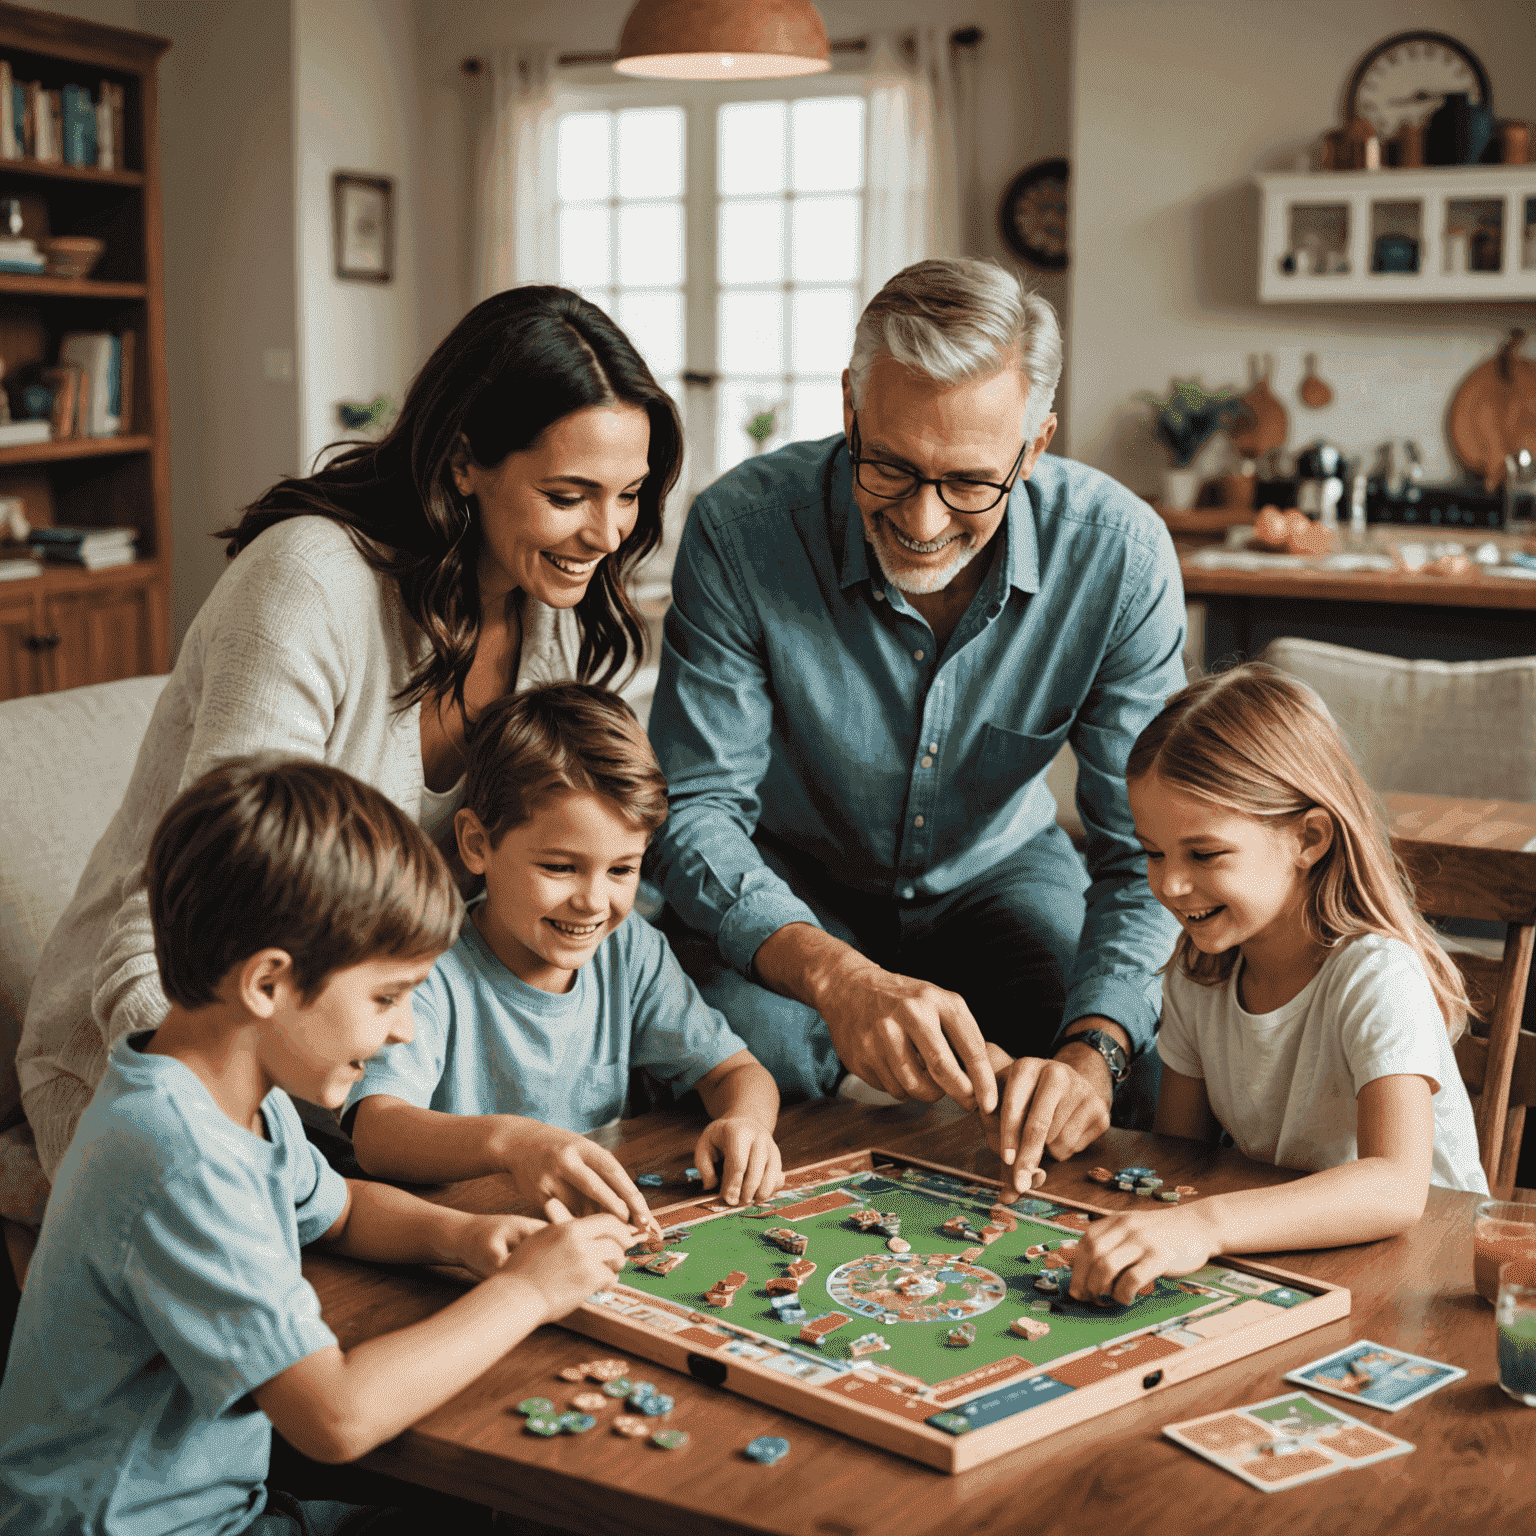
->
xmin=449 ymin=1212 xmax=549 ymax=1279
xmin=1067 ymin=1205 xmax=1224 ymax=1306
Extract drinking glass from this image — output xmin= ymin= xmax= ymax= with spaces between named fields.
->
xmin=1496 ymin=1261 xmax=1536 ymax=1406
xmin=1472 ymin=1201 xmax=1536 ymax=1304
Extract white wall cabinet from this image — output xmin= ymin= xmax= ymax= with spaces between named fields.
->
xmin=1257 ymin=166 xmax=1536 ymax=302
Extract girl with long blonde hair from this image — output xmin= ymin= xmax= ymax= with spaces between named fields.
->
xmin=1057 ymin=663 xmax=1487 ymax=1306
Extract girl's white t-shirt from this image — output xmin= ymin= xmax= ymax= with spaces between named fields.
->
xmin=1157 ymin=932 xmax=1488 ymax=1194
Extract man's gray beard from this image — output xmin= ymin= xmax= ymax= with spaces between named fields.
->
xmin=866 ymin=516 xmax=978 ymax=595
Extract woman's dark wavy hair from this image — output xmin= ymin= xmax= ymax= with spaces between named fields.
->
xmin=217 ymin=286 xmax=681 ymax=714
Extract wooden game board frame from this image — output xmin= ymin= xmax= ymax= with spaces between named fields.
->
xmin=566 ymin=1148 xmax=1351 ymax=1473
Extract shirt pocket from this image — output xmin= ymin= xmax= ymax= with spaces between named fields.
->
xmin=971 ymin=718 xmax=1073 ymax=813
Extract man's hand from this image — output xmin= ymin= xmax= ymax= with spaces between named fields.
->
xmin=447 ymin=1213 xmax=549 ymax=1280
xmin=1066 ymin=1206 xmax=1221 ymax=1306
xmin=694 ymin=1116 xmax=784 ymax=1207
xmin=499 ymin=1120 xmax=661 ymax=1242
xmin=982 ymin=1054 xmax=1111 ymax=1197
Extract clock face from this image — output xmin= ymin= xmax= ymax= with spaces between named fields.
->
xmin=1346 ymin=31 xmax=1491 ymax=138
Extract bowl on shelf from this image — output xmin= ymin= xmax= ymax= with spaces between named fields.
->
xmin=38 ymin=236 xmax=106 ymax=280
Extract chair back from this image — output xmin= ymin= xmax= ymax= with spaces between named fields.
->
xmin=1387 ymin=793 xmax=1536 ymax=1200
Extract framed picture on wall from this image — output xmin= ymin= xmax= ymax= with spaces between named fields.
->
xmin=332 ymin=172 xmax=394 ymax=283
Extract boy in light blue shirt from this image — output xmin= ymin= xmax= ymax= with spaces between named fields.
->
xmin=0 ymin=758 xmax=632 ymax=1536
xmin=348 ymin=684 xmax=784 ymax=1210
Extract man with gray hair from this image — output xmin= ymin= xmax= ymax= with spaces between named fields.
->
xmin=647 ymin=257 xmax=1183 ymax=1186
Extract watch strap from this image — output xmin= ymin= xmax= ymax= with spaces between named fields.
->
xmin=1066 ymin=1027 xmax=1129 ymax=1088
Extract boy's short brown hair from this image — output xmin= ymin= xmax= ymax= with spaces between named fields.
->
xmin=147 ymin=756 xmax=464 ymax=1008
xmin=464 ymin=683 xmax=668 ymax=846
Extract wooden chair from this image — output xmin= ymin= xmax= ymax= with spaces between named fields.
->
xmin=1386 ymin=793 xmax=1536 ymax=1200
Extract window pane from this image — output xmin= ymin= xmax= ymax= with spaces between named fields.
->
xmin=791 ymin=379 xmax=844 ymax=443
xmin=617 ymin=289 xmax=684 ymax=378
xmin=557 ymin=111 xmax=611 ymax=201
xmin=617 ymin=106 xmax=684 ymax=199
xmin=617 ymin=202 xmax=683 ymax=286
xmin=559 ymin=205 xmax=611 ymax=287
xmin=719 ymin=199 xmax=785 ymax=285
xmin=717 ymin=378 xmax=785 ymax=473
xmin=719 ymin=101 xmax=786 ymax=195
xmin=791 ymin=197 xmax=860 ymax=281
xmin=789 ymin=288 xmax=856 ymax=373
xmin=719 ymin=290 xmax=784 ymax=376
xmin=791 ymin=98 xmax=864 ymax=192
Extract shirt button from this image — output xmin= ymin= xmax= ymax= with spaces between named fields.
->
xmin=914 ymin=815 xmax=924 ymax=827
xmin=902 ymin=886 xmax=915 ymax=899
xmin=920 ymin=755 xmax=933 ymax=768
xmin=873 ymin=589 xmax=885 ymax=602
xmin=928 ymin=742 xmax=938 ymax=753
xmin=913 ymin=649 xmax=925 ymax=661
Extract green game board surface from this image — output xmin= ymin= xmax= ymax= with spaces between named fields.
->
xmin=618 ymin=1167 xmax=1295 ymax=1388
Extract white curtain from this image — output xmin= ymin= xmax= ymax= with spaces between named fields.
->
xmin=473 ymin=46 xmax=559 ymax=301
xmin=861 ymin=30 xmax=967 ymax=304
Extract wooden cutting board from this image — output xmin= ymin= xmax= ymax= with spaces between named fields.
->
xmin=1229 ymin=354 xmax=1287 ymax=457
xmin=1448 ymin=329 xmax=1536 ymax=490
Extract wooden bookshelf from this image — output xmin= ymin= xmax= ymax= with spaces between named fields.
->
xmin=0 ymin=2 xmax=169 ymax=699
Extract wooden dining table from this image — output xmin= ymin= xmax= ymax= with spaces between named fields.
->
xmin=303 ymin=1097 xmax=1533 ymax=1536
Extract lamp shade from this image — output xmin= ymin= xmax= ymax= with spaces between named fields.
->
xmin=615 ymin=0 xmax=831 ymax=80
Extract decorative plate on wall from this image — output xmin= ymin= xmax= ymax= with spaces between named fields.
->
xmin=998 ymin=157 xmax=1068 ymax=271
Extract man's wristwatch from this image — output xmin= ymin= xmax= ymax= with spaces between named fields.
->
xmin=1063 ymin=1028 xmax=1129 ymax=1089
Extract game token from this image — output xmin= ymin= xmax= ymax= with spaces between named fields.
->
xmin=745 ymin=1435 xmax=791 ymax=1465
xmin=765 ymin=1276 xmax=800 ymax=1295
xmin=848 ymin=1331 xmax=890 ymax=1357
xmin=960 ymin=1246 xmax=984 ymax=1262
xmin=1158 ymin=1190 xmax=1181 ymax=1203
xmin=635 ymin=1173 xmax=664 ymax=1188
xmin=1175 ymin=1185 xmax=1197 ymax=1197
xmin=946 ymin=1322 xmax=977 ymax=1347
xmin=558 ymin=1412 xmax=597 ymax=1434
xmin=786 ymin=1259 xmax=816 ymax=1281
xmin=1033 ymin=1270 xmax=1060 ymax=1294
xmin=1087 ymin=1167 xmax=1114 ymax=1184
xmin=1024 ymin=1244 xmax=1045 ymax=1259
xmin=628 ymin=1381 xmax=657 ymax=1401
xmin=685 ymin=1167 xmax=701 ymax=1182
xmin=601 ymin=1377 xmax=634 ymax=1398
xmin=612 ymin=1415 xmax=651 ymax=1438
xmin=652 ymin=1429 xmax=690 ymax=1451
xmin=516 ymin=1397 xmax=555 ymax=1417
xmin=586 ymin=1359 xmax=629 ymax=1381
xmin=1117 ymin=1166 xmax=1155 ymax=1180
xmin=635 ymin=1393 xmax=674 ymax=1416
xmin=1010 ymin=1315 xmax=1051 ymax=1341
xmin=523 ymin=1415 xmax=564 ymax=1436
xmin=765 ymin=1227 xmax=809 ymax=1256
xmin=886 ymin=1237 xmax=911 ymax=1254
xmin=557 ymin=1365 xmax=586 ymax=1383
xmin=572 ymin=1392 xmax=608 ymax=1413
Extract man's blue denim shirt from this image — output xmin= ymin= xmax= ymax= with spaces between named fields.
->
xmin=647 ymin=434 xmax=1185 ymax=1055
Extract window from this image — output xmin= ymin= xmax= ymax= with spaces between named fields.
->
xmin=553 ymin=82 xmax=867 ymax=508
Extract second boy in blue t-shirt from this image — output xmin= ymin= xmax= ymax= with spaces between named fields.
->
xmin=348 ymin=684 xmax=784 ymax=1209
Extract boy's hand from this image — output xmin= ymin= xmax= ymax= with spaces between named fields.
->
xmin=498 ymin=1210 xmax=633 ymax=1322
xmin=499 ymin=1120 xmax=661 ymax=1242
xmin=982 ymin=1055 xmax=1108 ymax=1198
xmin=449 ymin=1213 xmax=547 ymax=1280
xmin=1067 ymin=1206 xmax=1221 ymax=1306
xmin=694 ymin=1116 xmax=784 ymax=1207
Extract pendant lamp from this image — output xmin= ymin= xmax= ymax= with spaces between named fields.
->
xmin=615 ymin=0 xmax=831 ymax=80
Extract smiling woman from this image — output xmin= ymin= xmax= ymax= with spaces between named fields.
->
xmin=15 ymin=288 xmax=684 ymax=1185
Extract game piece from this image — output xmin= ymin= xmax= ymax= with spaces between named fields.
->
xmin=946 ymin=1322 xmax=977 ymax=1347
xmin=1024 ymin=1244 xmax=1045 ymax=1259
xmin=636 ymin=1173 xmax=665 ymax=1188
xmin=685 ymin=1167 xmax=701 ymax=1183
xmin=1175 ymin=1185 xmax=1197 ymax=1197
xmin=771 ymin=1297 xmax=808 ymax=1323
xmin=634 ymin=1392 xmax=674 ymax=1416
xmin=786 ymin=1259 xmax=816 ymax=1282
xmin=1117 ymin=1167 xmax=1155 ymax=1180
xmin=765 ymin=1276 xmax=800 ymax=1295
xmin=1157 ymin=1190 xmax=1181 ymax=1203
xmin=524 ymin=1415 xmax=564 ymax=1436
xmin=765 ymin=1227 xmax=809 ymax=1256
xmin=940 ymin=1215 xmax=973 ymax=1239
xmin=848 ymin=1331 xmax=890 ymax=1357
xmin=959 ymin=1245 xmax=984 ymax=1262
xmin=1087 ymin=1167 xmax=1114 ymax=1184
xmin=559 ymin=1412 xmax=597 ymax=1434
xmin=886 ymin=1237 xmax=911 ymax=1254
xmin=1114 ymin=1178 xmax=1135 ymax=1192
xmin=1283 ymin=1339 xmax=1468 ymax=1412
xmin=516 ymin=1396 xmax=555 ymax=1417
xmin=1010 ymin=1315 xmax=1050 ymax=1341
xmin=979 ymin=1225 xmax=1004 ymax=1245
xmin=586 ymin=1359 xmax=629 ymax=1382
xmin=558 ymin=1365 xmax=587 ymax=1383
xmin=850 ymin=1208 xmax=885 ymax=1231
xmin=987 ymin=1205 xmax=1018 ymax=1232
xmin=798 ymin=1312 xmax=850 ymax=1347
xmin=600 ymin=1378 xmax=634 ymax=1399
xmin=572 ymin=1392 xmax=609 ymax=1413
xmin=1134 ymin=1178 xmax=1163 ymax=1196
xmin=652 ymin=1428 xmax=690 ymax=1450
xmin=1033 ymin=1270 xmax=1061 ymax=1294
xmin=877 ymin=1215 xmax=902 ymax=1238
xmin=745 ymin=1435 xmax=790 ymax=1465
xmin=612 ymin=1415 xmax=651 ymax=1438
xmin=632 ymin=1250 xmax=688 ymax=1276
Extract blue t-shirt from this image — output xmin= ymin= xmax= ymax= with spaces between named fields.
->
xmin=0 ymin=1033 xmax=348 ymax=1536
xmin=345 ymin=906 xmax=749 ymax=1131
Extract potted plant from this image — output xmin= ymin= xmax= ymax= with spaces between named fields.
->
xmin=1138 ymin=380 xmax=1249 ymax=509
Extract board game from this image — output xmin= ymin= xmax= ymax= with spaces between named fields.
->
xmin=567 ymin=1149 xmax=1351 ymax=1472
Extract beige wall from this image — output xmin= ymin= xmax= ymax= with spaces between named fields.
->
xmin=295 ymin=0 xmax=425 ymax=472
xmin=412 ymin=0 xmax=1073 ymax=436
xmin=1069 ymin=0 xmax=1536 ymax=496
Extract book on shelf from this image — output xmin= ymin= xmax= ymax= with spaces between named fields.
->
xmin=0 ymin=233 xmax=44 ymax=273
xmin=0 ymin=419 xmax=51 ymax=447
xmin=28 ymin=524 xmax=136 ymax=550
xmin=41 ymin=364 xmax=82 ymax=438
xmin=59 ymin=334 xmax=116 ymax=436
xmin=40 ymin=542 xmax=135 ymax=570
xmin=0 ymin=555 xmax=42 ymax=581
xmin=0 ymin=60 xmax=11 ymax=159
xmin=0 ymin=70 xmax=125 ymax=169
xmin=61 ymin=82 xmax=95 ymax=167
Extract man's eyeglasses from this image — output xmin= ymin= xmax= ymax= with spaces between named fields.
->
xmin=848 ymin=414 xmax=1028 ymax=516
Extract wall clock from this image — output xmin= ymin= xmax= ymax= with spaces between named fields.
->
xmin=998 ymin=157 xmax=1067 ymax=272
xmin=1342 ymin=30 xmax=1491 ymax=139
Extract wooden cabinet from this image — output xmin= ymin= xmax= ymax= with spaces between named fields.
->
xmin=0 ymin=4 xmax=170 ymax=701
